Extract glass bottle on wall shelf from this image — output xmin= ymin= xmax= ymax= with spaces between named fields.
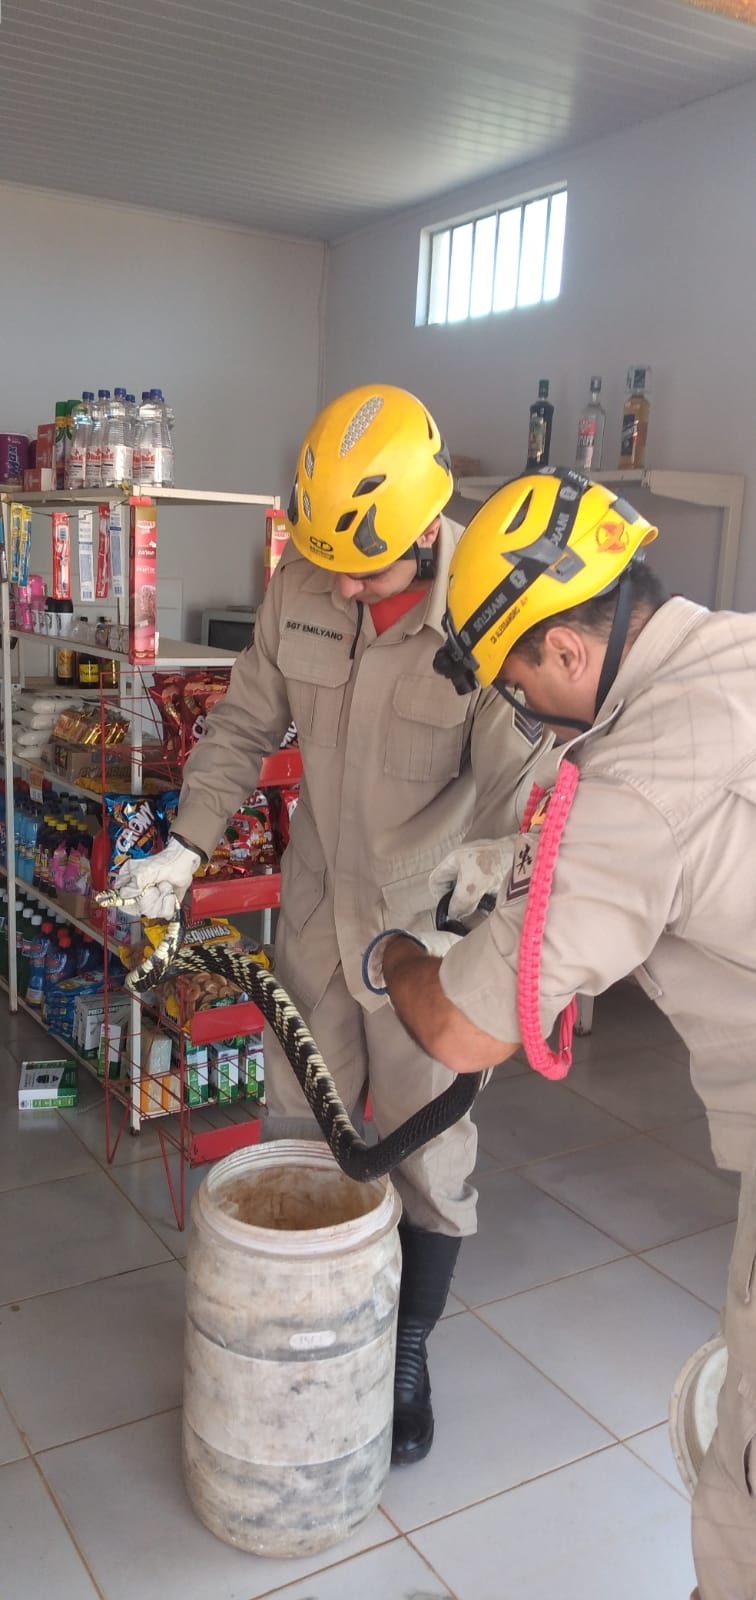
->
xmin=619 ymin=366 xmax=652 ymax=470
xmin=575 ymin=376 xmax=605 ymax=472
xmin=526 ymin=379 xmax=553 ymax=469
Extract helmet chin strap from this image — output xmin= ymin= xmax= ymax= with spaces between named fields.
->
xmin=495 ymin=571 xmax=635 ymax=736
xmin=410 ymin=541 xmax=435 ymax=581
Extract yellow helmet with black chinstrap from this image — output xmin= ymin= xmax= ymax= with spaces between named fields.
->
xmin=285 ymin=384 xmax=453 ymax=575
xmin=436 ymin=468 xmax=658 ymax=693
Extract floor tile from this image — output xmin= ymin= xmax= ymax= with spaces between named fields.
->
xmin=651 ymin=1116 xmax=741 ymax=1186
xmin=565 ymin=1045 xmax=704 ymax=1131
xmin=411 ymin=1443 xmax=695 ymax=1600
xmin=39 ymin=1409 xmax=397 ymax=1600
xmin=0 ymin=1261 xmax=186 ymax=1450
xmin=110 ymin=1156 xmax=206 ymax=1257
xmin=378 ymin=1310 xmax=610 ymax=1530
xmin=480 ymin=1256 xmax=718 ymax=1439
xmin=0 ymin=1169 xmax=171 ymax=1303
xmin=0 ymin=1392 xmax=27 ymax=1464
xmin=624 ymin=1423 xmax=688 ymax=1497
xmin=523 ymin=1133 xmax=738 ymax=1251
xmin=0 ymin=1104 xmax=98 ymax=1192
xmin=642 ymin=1221 xmax=736 ymax=1312
xmin=60 ymin=1091 xmax=174 ymax=1166
xmin=259 ymin=1539 xmax=453 ymax=1598
xmin=453 ymin=1166 xmax=623 ymax=1307
xmin=473 ymin=1072 xmax=630 ymax=1167
xmin=0 ymin=1456 xmax=100 ymax=1599
xmin=441 ymin=1291 xmax=466 ymax=1317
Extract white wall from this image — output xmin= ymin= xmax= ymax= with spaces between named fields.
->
xmin=324 ymin=79 xmax=756 ymax=610
xmin=0 ymin=183 xmax=325 ymax=637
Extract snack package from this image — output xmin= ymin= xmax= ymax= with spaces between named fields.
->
xmin=180 ymin=673 xmax=229 ymax=748
xmin=153 ymin=788 xmax=180 ymax=840
xmin=196 ymin=790 xmax=276 ymax=880
xmin=53 ymin=704 xmax=129 ymax=749
xmin=147 ymin=673 xmax=184 ymax=761
xmin=271 ymin=785 xmax=299 ymax=858
xmin=105 ymin=794 xmax=164 ymax=876
xmin=96 ymin=504 xmax=111 ymax=599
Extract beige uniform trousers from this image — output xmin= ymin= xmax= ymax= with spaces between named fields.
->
xmin=692 ymin=1171 xmax=756 ymax=1599
xmin=261 ymin=959 xmax=479 ymax=1239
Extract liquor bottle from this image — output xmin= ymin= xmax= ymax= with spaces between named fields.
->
xmin=619 ymin=366 xmax=652 ymax=469
xmin=575 ymin=377 xmax=605 ymax=472
xmin=526 ymin=380 xmax=553 ymax=469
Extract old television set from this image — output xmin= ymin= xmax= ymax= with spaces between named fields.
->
xmin=200 ymin=607 xmax=256 ymax=654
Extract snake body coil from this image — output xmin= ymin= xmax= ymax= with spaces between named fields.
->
xmin=101 ymin=896 xmax=481 ymax=1182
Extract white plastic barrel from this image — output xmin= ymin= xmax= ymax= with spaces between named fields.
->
xmin=183 ymin=1140 xmax=402 ymax=1557
xmin=669 ymin=1335 xmax=727 ymax=1495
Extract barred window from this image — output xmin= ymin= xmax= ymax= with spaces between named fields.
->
xmin=418 ymin=188 xmax=567 ymax=327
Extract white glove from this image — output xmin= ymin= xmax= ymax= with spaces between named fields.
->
xmin=112 ymin=835 xmax=202 ymax=922
xmin=363 ymin=927 xmax=460 ymax=997
xmin=429 ymin=838 xmax=515 ymax=927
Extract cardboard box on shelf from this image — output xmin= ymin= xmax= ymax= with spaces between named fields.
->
xmin=74 ymin=992 xmax=131 ymax=1057
xmin=128 ymin=499 xmax=157 ymax=664
xmin=36 ymin=424 xmax=57 ymax=470
xmin=139 ymin=1071 xmax=181 ymax=1116
xmin=264 ymin=509 xmax=289 ymax=592
xmin=19 ymin=1061 xmax=78 ymax=1109
xmin=182 ymin=1041 xmax=210 ymax=1105
xmin=23 ymin=467 xmax=56 ymax=492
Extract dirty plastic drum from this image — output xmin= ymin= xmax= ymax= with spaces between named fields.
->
xmin=669 ymin=1335 xmax=727 ymax=1496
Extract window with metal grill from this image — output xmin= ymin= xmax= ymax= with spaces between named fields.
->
xmin=417 ymin=188 xmax=567 ymax=327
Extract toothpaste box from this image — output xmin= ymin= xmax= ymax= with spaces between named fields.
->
xmin=183 ymin=1041 xmax=210 ymax=1105
xmin=19 ymin=1060 xmax=78 ymax=1109
xmin=241 ymin=1034 xmax=265 ymax=1101
xmin=97 ymin=1022 xmax=124 ymax=1079
xmin=75 ymin=993 xmax=131 ymax=1057
xmin=36 ymin=423 xmax=57 ymax=470
xmin=209 ymin=1043 xmax=241 ymax=1104
xmin=139 ymin=1070 xmax=181 ymax=1116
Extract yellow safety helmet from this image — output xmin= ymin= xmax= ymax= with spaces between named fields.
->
xmin=285 ymin=384 xmax=453 ymax=574
xmin=436 ymin=468 xmax=658 ymax=692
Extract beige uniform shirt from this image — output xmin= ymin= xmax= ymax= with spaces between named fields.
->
xmin=441 ymin=597 xmax=756 ymax=1172
xmin=175 ymin=515 xmax=546 ymax=1010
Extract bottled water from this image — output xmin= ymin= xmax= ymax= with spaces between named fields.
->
xmin=66 ymin=392 xmax=94 ymax=490
xmin=85 ymin=390 xmax=111 ymax=488
xmin=135 ymin=389 xmax=174 ymax=487
xmin=101 ymin=387 xmax=133 ymax=487
xmin=132 ymin=391 xmax=151 ymax=484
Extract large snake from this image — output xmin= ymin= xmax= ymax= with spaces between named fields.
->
xmin=97 ymin=891 xmax=481 ymax=1182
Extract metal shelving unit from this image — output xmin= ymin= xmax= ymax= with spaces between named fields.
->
xmin=0 ymin=485 xmax=298 ymax=1223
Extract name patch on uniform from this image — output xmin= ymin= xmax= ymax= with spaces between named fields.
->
xmin=285 ymin=619 xmax=352 ymax=645
xmin=512 ymin=704 xmax=542 ymax=747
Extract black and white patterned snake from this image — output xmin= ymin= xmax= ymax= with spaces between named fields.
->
xmin=97 ymin=890 xmax=481 ymax=1182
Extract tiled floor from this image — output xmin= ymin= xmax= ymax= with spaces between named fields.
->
xmin=0 ymin=982 xmax=734 ymax=1599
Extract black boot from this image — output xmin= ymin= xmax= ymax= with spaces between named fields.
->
xmin=392 ymin=1223 xmax=461 ymax=1467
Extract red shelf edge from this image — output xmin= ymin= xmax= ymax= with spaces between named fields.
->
xmin=189 ymin=999 xmax=266 ymax=1044
xmin=190 ymin=1118 xmax=262 ymax=1166
xmin=190 ymin=873 xmax=282 ymax=916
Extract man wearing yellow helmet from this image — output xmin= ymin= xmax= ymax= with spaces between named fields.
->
xmin=117 ymin=386 xmax=547 ymax=1468
xmin=365 ymin=465 xmax=756 ymax=1597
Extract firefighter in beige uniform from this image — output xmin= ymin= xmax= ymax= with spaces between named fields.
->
xmin=116 ymin=386 xmax=545 ymax=1467
xmin=367 ymin=468 xmax=756 ymax=1598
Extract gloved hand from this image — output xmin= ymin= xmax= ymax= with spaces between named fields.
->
xmin=429 ymin=838 xmax=515 ymax=929
xmin=363 ymin=927 xmax=460 ymax=997
xmin=112 ymin=834 xmax=202 ymax=922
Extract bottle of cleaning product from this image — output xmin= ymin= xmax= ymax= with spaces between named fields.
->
xmin=26 ymin=916 xmax=50 ymax=1007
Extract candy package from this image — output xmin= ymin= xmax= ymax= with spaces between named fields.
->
xmin=53 ymin=704 xmax=129 ymax=749
xmin=180 ymin=674 xmax=229 ymax=748
xmin=105 ymin=795 xmax=164 ymax=876
xmin=195 ymin=790 xmax=276 ymax=880
xmin=147 ymin=673 xmax=184 ymax=762
xmin=270 ymin=785 xmax=299 ymax=857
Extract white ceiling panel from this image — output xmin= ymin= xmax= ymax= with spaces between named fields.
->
xmin=0 ymin=0 xmax=755 ymax=238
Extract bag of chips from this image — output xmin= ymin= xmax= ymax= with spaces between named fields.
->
xmin=105 ymin=795 xmax=164 ymax=876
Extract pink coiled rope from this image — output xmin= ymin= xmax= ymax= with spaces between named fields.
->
xmin=517 ymin=759 xmax=581 ymax=1081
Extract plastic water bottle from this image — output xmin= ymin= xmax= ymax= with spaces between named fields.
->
xmin=151 ymin=389 xmax=175 ymax=487
xmin=85 ymin=390 xmax=111 ymax=488
xmin=101 ymin=388 xmax=133 ymax=487
xmin=132 ymin=391 xmax=152 ymax=485
xmin=66 ymin=392 xmax=94 ymax=490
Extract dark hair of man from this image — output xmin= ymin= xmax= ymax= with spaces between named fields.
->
xmin=514 ymin=563 xmax=668 ymax=664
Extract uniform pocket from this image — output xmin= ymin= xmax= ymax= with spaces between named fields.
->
xmin=277 ymin=632 xmax=352 ymax=749
xmin=729 ymin=1172 xmax=756 ymax=1305
xmin=632 ymin=960 xmax=664 ymax=1001
xmin=384 ymin=675 xmax=468 ymax=783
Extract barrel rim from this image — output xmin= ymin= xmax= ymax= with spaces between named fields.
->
xmin=669 ymin=1333 xmax=727 ymax=1497
xmin=194 ymin=1139 xmax=402 ymax=1256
